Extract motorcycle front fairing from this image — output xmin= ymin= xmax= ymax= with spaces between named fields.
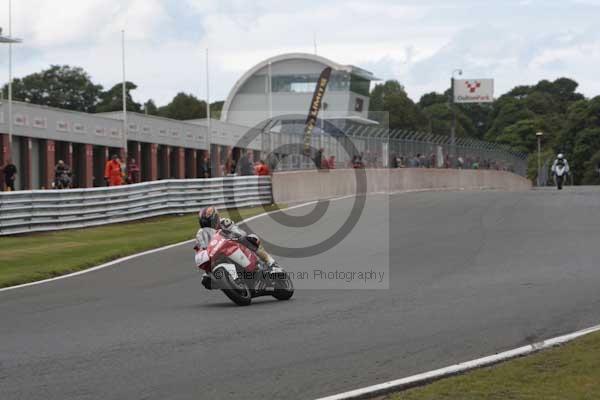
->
xmin=195 ymin=230 xmax=260 ymax=290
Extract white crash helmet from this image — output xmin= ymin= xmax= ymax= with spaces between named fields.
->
xmin=557 ymin=153 xmax=564 ymax=160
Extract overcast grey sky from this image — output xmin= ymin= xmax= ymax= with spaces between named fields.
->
xmin=1 ymin=0 xmax=600 ymax=106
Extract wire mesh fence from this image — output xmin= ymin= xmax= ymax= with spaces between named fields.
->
xmin=260 ymin=123 xmax=528 ymax=177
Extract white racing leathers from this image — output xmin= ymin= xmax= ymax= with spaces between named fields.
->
xmin=551 ymin=158 xmax=570 ymax=175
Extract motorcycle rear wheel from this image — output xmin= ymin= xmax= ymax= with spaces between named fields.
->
xmin=272 ymin=274 xmax=294 ymax=301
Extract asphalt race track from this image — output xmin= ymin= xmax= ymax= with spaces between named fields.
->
xmin=2 ymin=187 xmax=600 ymax=400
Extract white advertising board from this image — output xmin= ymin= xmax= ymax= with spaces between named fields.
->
xmin=454 ymin=79 xmax=494 ymax=103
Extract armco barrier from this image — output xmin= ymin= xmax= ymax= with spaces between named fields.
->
xmin=271 ymin=168 xmax=532 ymax=203
xmin=0 ymin=176 xmax=272 ymax=236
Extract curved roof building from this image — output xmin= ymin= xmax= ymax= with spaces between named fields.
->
xmin=221 ymin=53 xmax=379 ymax=130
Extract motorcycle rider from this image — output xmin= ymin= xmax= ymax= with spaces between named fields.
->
xmin=196 ymin=206 xmax=277 ymax=270
xmin=551 ymin=153 xmax=570 ymax=175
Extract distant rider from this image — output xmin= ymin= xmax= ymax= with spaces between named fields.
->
xmin=551 ymin=153 xmax=570 ymax=176
xmin=195 ymin=206 xmax=277 ymax=270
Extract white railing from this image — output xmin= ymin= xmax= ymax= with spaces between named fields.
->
xmin=0 ymin=176 xmax=272 ymax=235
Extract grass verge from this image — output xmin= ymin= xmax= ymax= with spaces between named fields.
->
xmin=388 ymin=330 xmax=600 ymax=400
xmin=0 ymin=204 xmax=282 ymax=288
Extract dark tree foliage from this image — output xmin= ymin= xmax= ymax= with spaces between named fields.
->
xmin=157 ymin=92 xmax=207 ymax=120
xmin=142 ymin=99 xmax=159 ymax=115
xmin=2 ymin=65 xmax=103 ymax=112
xmin=369 ymin=80 xmax=427 ymax=131
xmin=210 ymin=101 xmax=224 ymax=119
xmin=96 ymin=82 xmax=142 ymax=113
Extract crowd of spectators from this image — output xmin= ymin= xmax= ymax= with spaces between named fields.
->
xmin=1 ymin=146 xmax=517 ymax=192
xmin=389 ymin=152 xmax=513 ymax=172
xmin=307 ymin=149 xmax=514 ymax=172
xmin=0 ymin=149 xmax=274 ymax=192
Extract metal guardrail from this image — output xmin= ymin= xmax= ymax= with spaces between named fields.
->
xmin=0 ymin=176 xmax=273 ymax=235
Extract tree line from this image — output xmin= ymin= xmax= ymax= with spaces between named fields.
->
xmin=1 ymin=65 xmax=223 ymax=120
xmin=3 ymin=65 xmax=599 ymax=184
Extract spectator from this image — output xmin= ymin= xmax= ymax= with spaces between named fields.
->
xmin=327 ymin=155 xmax=336 ymax=169
xmin=472 ymin=158 xmax=480 ymax=170
xmin=104 ymin=154 xmax=123 ymax=186
xmin=390 ymin=152 xmax=398 ymax=168
xmin=255 ymin=159 xmax=271 ymax=176
xmin=224 ymin=150 xmax=236 ymax=176
xmin=199 ymin=153 xmax=210 ymax=178
xmin=314 ymin=148 xmax=324 ymax=169
xmin=237 ymin=149 xmax=254 ymax=176
xmin=2 ymin=159 xmax=17 ymax=191
xmin=444 ymin=154 xmax=452 ymax=168
xmin=409 ymin=154 xmax=420 ymax=168
xmin=457 ymin=156 xmax=464 ymax=169
xmin=465 ymin=156 xmax=473 ymax=169
xmin=127 ymin=158 xmax=140 ymax=184
xmin=54 ymin=160 xmax=72 ymax=189
xmin=352 ymin=154 xmax=364 ymax=168
xmin=321 ymin=155 xmax=330 ymax=169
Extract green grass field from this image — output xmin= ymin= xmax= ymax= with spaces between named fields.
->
xmin=0 ymin=205 xmax=280 ymax=288
xmin=389 ymin=330 xmax=600 ymax=400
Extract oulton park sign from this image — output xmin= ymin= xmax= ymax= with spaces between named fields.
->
xmin=453 ymin=79 xmax=494 ymax=103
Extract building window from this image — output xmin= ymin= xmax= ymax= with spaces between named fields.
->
xmin=237 ymin=71 xmax=352 ymax=94
xmin=355 ymin=98 xmax=364 ymax=112
xmin=350 ymin=74 xmax=370 ymax=97
xmin=271 ymin=71 xmax=350 ymax=93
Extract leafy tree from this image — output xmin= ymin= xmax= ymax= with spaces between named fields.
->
xmin=2 ymin=65 xmax=103 ymax=112
xmin=581 ymin=149 xmax=600 ymax=185
xmin=418 ymin=89 xmax=491 ymax=139
xmin=142 ymin=99 xmax=159 ymax=115
xmin=485 ymin=97 xmax=536 ymax=141
xmin=496 ymin=118 xmax=544 ymax=154
xmin=571 ymin=127 xmax=600 ymax=183
xmin=369 ymin=80 xmax=427 ymax=131
xmin=210 ymin=101 xmax=224 ymax=119
xmin=158 ymin=92 xmax=207 ymax=120
xmin=96 ymin=82 xmax=142 ymax=113
xmin=557 ymin=96 xmax=600 ymax=183
xmin=421 ymin=102 xmax=476 ymax=137
xmin=418 ymin=91 xmax=448 ymax=109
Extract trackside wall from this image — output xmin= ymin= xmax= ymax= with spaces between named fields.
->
xmin=271 ymin=168 xmax=532 ymax=203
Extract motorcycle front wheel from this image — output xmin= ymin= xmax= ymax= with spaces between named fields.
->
xmin=221 ymin=274 xmax=252 ymax=306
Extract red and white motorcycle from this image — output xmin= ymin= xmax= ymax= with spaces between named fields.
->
xmin=194 ymin=228 xmax=294 ymax=306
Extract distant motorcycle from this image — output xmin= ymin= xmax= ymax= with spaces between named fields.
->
xmin=554 ymin=163 xmax=568 ymax=190
xmin=194 ymin=228 xmax=294 ymax=306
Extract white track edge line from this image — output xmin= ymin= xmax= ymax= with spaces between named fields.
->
xmin=0 ymin=187 xmax=487 ymax=294
xmin=0 ymin=202 xmax=313 ymax=293
xmin=0 ymin=193 xmax=376 ymax=293
xmin=314 ymin=323 xmax=600 ymax=400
